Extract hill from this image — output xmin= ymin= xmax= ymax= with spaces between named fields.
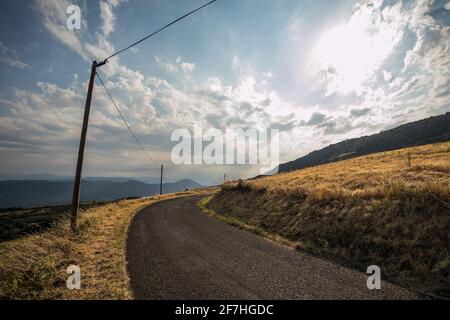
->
xmin=206 ymin=142 xmax=450 ymax=297
xmin=0 ymin=179 xmax=202 ymax=208
xmin=278 ymin=112 xmax=450 ymax=173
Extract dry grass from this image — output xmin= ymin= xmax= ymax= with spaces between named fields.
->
xmin=0 ymin=188 xmax=216 ymax=300
xmin=198 ymin=196 xmax=296 ymax=249
xmin=208 ymin=142 xmax=450 ymax=298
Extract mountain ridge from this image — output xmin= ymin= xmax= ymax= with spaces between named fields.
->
xmin=0 ymin=174 xmax=166 ymax=184
xmin=0 ymin=179 xmax=202 ymax=208
xmin=278 ymin=112 xmax=450 ymax=173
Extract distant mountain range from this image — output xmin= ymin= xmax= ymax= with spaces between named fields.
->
xmin=0 ymin=174 xmax=163 ymax=184
xmin=278 ymin=112 xmax=450 ymax=173
xmin=0 ymin=179 xmax=202 ymax=208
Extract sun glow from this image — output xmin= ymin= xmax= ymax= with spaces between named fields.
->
xmin=312 ymin=4 xmax=402 ymax=94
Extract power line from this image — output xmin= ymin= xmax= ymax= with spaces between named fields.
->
xmin=71 ymin=2 xmax=216 ymax=231
xmin=96 ymin=71 xmax=159 ymax=166
xmin=95 ymin=1 xmax=218 ymax=165
xmin=104 ymin=0 xmax=217 ymax=61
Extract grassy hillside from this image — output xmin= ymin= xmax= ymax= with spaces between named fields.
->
xmin=0 ymin=188 xmax=215 ymax=299
xmin=207 ymin=142 xmax=450 ymax=298
xmin=279 ymin=112 xmax=450 ymax=173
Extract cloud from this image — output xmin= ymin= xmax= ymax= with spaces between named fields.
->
xmin=350 ymin=108 xmax=371 ymax=117
xmin=34 ymin=0 xmax=122 ymax=60
xmin=389 ymin=2 xmax=450 ymax=116
xmin=1 ymin=21 xmax=299 ymax=175
xmin=100 ymin=1 xmax=115 ymax=36
xmin=0 ymin=65 xmax=302 ymax=180
xmin=155 ymin=56 xmax=196 ymax=74
xmin=100 ymin=0 xmax=124 ymax=37
xmin=304 ymin=0 xmax=450 ymax=135
xmin=3 ymin=0 xmax=448 ymax=183
xmin=383 ymin=70 xmax=393 ymax=82
xmin=34 ymin=0 xmax=89 ymax=60
xmin=0 ymin=83 xmax=84 ymax=156
xmin=305 ymin=112 xmax=326 ymax=126
xmin=0 ymin=42 xmax=30 ymax=69
xmin=310 ymin=0 xmax=406 ymax=95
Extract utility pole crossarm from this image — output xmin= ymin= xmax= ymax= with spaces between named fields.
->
xmin=95 ymin=60 xmax=108 ymax=68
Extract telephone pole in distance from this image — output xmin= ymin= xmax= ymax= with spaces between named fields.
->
xmin=160 ymin=164 xmax=164 ymax=195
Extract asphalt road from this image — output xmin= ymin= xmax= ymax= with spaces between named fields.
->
xmin=126 ymin=196 xmax=416 ymax=300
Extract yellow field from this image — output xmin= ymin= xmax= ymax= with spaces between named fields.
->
xmin=208 ymin=142 xmax=450 ymax=297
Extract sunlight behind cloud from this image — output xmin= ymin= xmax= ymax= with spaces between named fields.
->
xmin=312 ymin=2 xmax=402 ymax=95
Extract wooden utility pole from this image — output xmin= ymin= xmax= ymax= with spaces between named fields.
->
xmin=71 ymin=60 xmax=107 ymax=232
xmin=160 ymin=164 xmax=164 ymax=195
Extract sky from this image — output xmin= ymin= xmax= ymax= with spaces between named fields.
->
xmin=0 ymin=0 xmax=449 ymax=185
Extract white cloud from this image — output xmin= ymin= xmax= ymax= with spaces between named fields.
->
xmin=383 ymin=70 xmax=393 ymax=82
xmin=35 ymin=0 xmax=89 ymax=61
xmin=180 ymin=62 xmax=196 ymax=73
xmin=100 ymin=0 xmax=124 ymax=37
xmin=100 ymin=1 xmax=115 ymax=36
xmin=155 ymin=56 xmax=196 ymax=74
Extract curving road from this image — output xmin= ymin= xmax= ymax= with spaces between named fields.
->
xmin=126 ymin=196 xmax=416 ymax=300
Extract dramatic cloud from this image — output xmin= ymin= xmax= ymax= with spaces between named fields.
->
xmin=298 ymin=0 xmax=450 ymax=140
xmin=0 ymin=0 xmax=448 ymax=183
xmin=311 ymin=1 xmax=405 ymax=95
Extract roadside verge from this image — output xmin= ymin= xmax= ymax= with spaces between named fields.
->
xmin=0 ymin=189 xmax=215 ymax=299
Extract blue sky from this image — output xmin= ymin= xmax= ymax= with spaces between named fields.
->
xmin=0 ymin=0 xmax=449 ymax=185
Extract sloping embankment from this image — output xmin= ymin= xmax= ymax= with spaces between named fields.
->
xmin=207 ymin=142 xmax=450 ymax=298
